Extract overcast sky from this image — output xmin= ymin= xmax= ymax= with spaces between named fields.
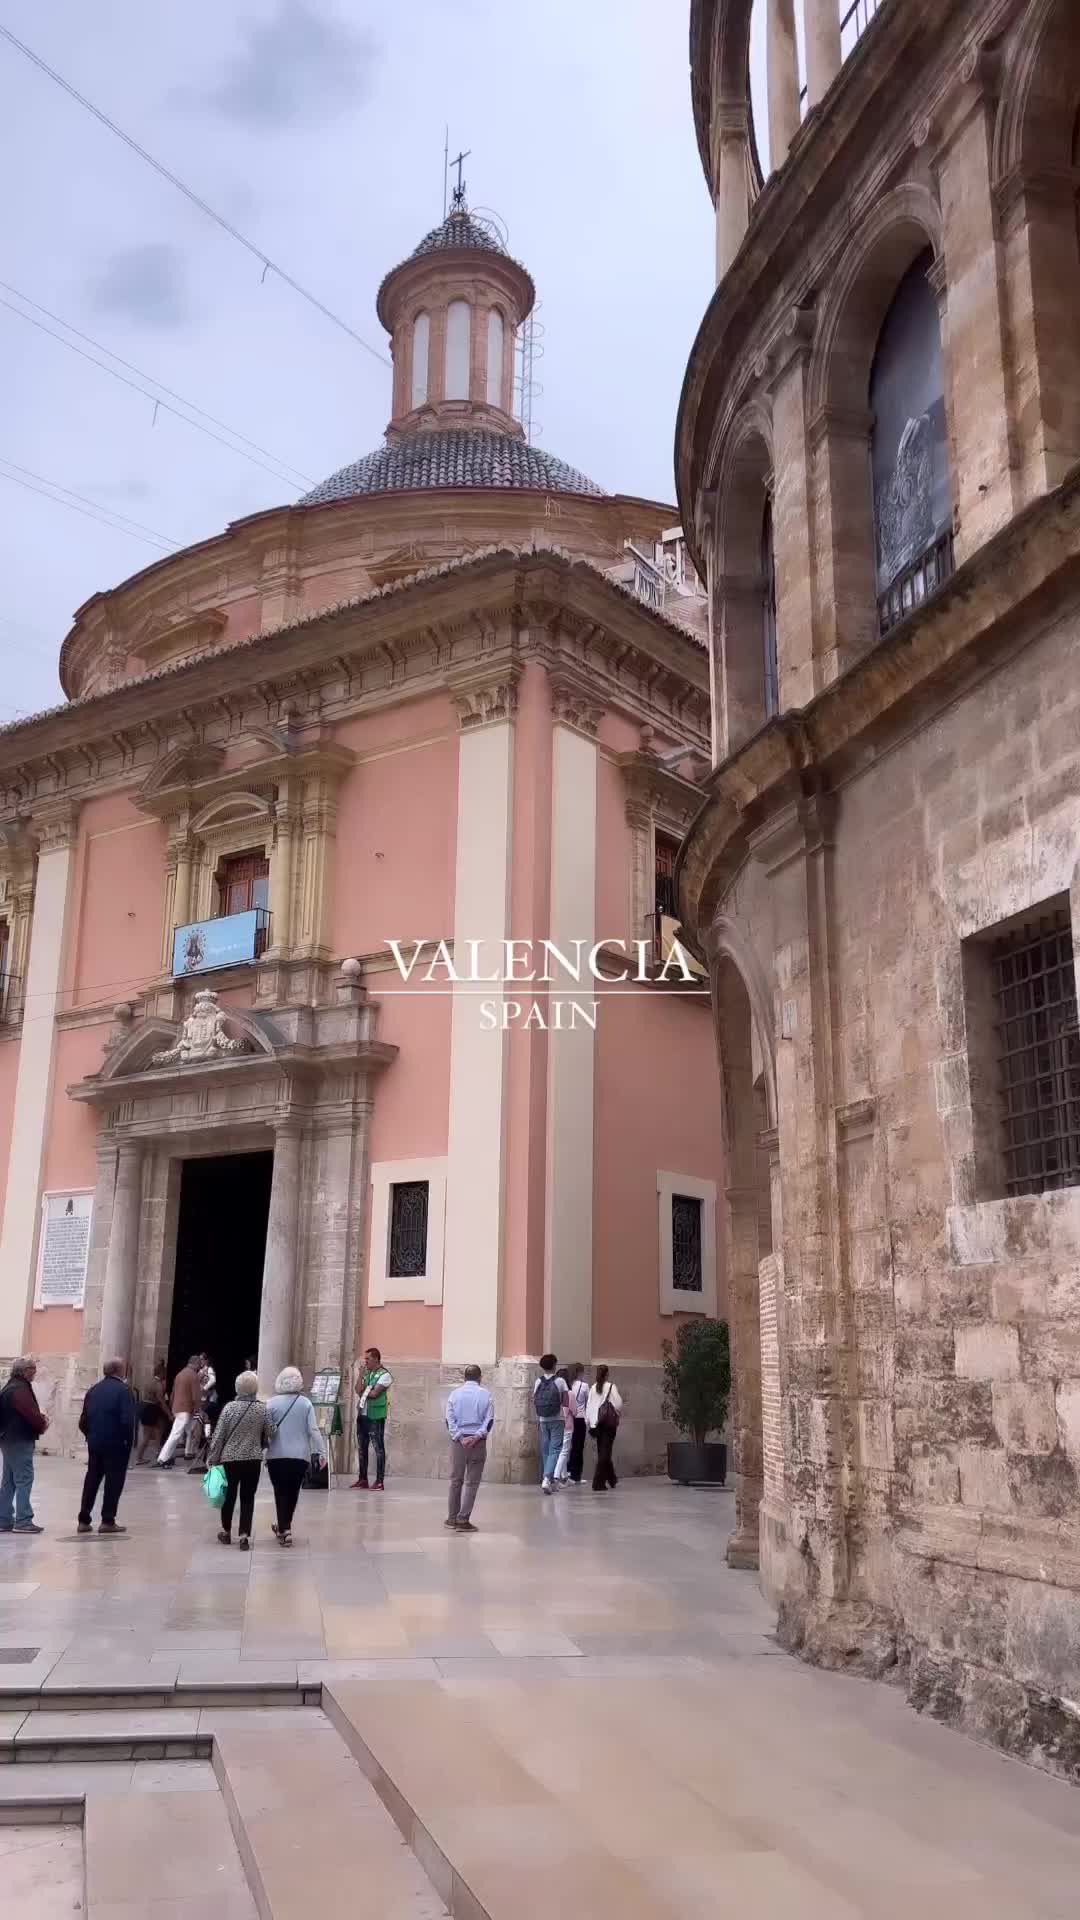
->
xmin=0 ymin=0 xmax=724 ymax=721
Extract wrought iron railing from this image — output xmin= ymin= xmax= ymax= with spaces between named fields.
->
xmin=800 ymin=0 xmax=883 ymax=111
xmin=877 ymin=531 xmax=954 ymax=634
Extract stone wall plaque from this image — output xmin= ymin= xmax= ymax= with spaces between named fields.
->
xmin=35 ymin=1192 xmax=93 ymax=1309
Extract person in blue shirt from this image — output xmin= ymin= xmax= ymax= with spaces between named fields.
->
xmin=77 ymin=1357 xmax=136 ymax=1535
xmin=444 ymin=1366 xmax=494 ymax=1533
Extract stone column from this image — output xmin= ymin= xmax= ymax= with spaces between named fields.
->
xmin=268 ymin=796 xmax=297 ymax=956
xmin=767 ymin=0 xmax=801 ymax=173
xmin=804 ymin=0 xmax=841 ymax=110
xmin=258 ymin=1120 xmax=303 ymax=1392
xmin=98 ymin=1140 xmax=143 ymax=1369
xmin=714 ymin=115 xmax=750 ymax=282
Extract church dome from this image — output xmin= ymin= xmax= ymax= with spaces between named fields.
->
xmin=300 ymin=426 xmax=603 ymax=506
xmin=410 ymin=208 xmax=508 ymax=261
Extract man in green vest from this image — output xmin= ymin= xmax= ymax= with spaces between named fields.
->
xmin=352 ymin=1347 xmax=393 ymax=1490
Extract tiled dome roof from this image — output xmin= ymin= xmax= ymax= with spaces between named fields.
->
xmin=410 ymin=209 xmax=507 ymax=258
xmin=299 ymin=427 xmax=604 ymax=506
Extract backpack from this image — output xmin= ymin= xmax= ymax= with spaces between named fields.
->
xmin=534 ymin=1375 xmax=563 ymax=1420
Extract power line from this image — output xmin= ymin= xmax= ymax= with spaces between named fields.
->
xmin=0 ymin=278 xmax=314 ymax=489
xmin=0 ymin=287 xmax=313 ymax=492
xmin=0 ymin=25 xmax=391 ymax=370
xmin=0 ymin=458 xmax=178 ymax=552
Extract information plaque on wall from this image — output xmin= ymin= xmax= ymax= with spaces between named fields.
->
xmin=35 ymin=1192 xmax=93 ymax=1309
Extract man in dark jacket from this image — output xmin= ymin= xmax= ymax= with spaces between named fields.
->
xmin=0 ymin=1356 xmax=49 ymax=1534
xmin=77 ymin=1358 xmax=135 ymax=1535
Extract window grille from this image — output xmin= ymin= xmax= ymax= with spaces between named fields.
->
xmin=671 ymin=1194 xmax=703 ymax=1292
xmin=654 ymin=835 xmax=679 ymax=922
xmin=388 ymin=1181 xmax=429 ymax=1278
xmin=992 ymin=910 xmax=1080 ymax=1196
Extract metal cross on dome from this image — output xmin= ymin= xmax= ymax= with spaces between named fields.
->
xmin=449 ymin=146 xmax=471 ymax=209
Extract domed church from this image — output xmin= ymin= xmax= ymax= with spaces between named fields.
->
xmin=0 ymin=187 xmax=725 ymax=1476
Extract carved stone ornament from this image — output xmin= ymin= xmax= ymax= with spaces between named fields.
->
xmin=151 ymin=990 xmax=247 ymax=1067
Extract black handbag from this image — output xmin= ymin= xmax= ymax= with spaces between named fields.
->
xmin=304 ymin=1453 xmax=329 ymax=1490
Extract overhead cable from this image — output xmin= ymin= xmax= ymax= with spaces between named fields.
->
xmin=0 ymin=279 xmax=314 ymax=489
xmin=0 ymin=289 xmax=312 ymax=492
xmin=0 ymin=457 xmax=179 ymax=552
xmin=0 ymin=25 xmax=391 ymax=369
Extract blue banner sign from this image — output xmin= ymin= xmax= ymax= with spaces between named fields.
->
xmin=172 ymin=910 xmax=264 ymax=977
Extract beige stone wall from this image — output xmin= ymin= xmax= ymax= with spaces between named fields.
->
xmin=368 ymin=1361 xmax=679 ymax=1485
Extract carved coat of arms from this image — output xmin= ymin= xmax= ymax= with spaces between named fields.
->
xmin=151 ymin=990 xmax=246 ymax=1067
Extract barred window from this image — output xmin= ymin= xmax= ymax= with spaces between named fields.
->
xmin=992 ymin=910 xmax=1080 ymax=1197
xmin=388 ymin=1180 xmax=429 ymax=1278
xmin=671 ymin=1193 xmax=703 ymax=1293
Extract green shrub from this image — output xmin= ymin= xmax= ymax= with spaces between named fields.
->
xmin=661 ymin=1318 xmax=731 ymax=1444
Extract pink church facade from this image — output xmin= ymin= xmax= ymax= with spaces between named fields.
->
xmin=0 ymin=201 xmax=727 ymax=1476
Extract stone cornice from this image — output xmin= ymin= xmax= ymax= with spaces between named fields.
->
xmin=677 ymin=462 xmax=1080 ymax=942
xmin=1 ymin=550 xmax=708 ymax=819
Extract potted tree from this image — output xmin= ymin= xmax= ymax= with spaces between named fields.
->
xmin=662 ymin=1318 xmax=731 ymax=1485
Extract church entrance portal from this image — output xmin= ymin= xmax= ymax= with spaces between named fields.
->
xmin=167 ymin=1152 xmax=273 ymax=1402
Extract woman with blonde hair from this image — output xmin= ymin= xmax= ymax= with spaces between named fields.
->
xmin=265 ymin=1366 xmax=325 ymax=1547
xmin=206 ymin=1370 xmax=270 ymax=1549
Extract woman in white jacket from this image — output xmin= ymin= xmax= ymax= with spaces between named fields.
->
xmin=585 ymin=1365 xmax=623 ymax=1492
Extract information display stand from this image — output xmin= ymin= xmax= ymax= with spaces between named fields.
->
xmin=306 ymin=1369 xmax=342 ymax=1489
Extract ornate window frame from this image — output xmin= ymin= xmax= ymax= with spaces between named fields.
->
xmin=619 ymin=752 xmax=705 ymax=953
xmin=657 ymin=1168 xmax=718 ymax=1317
xmin=367 ymin=1156 xmax=448 ymax=1306
xmin=135 ymin=734 xmax=353 ymax=974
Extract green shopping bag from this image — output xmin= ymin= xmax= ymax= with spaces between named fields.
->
xmin=203 ymin=1463 xmax=227 ymax=1508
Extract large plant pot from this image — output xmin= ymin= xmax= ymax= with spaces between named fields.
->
xmin=667 ymin=1440 xmax=727 ymax=1486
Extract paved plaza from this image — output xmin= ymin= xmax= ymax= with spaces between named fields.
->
xmin=1 ymin=1459 xmax=1078 ymax=1917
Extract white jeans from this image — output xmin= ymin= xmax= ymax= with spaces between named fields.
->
xmin=554 ymin=1430 xmax=573 ymax=1480
xmin=157 ymin=1412 xmax=192 ymax=1464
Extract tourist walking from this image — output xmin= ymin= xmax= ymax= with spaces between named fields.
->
xmin=207 ymin=1371 xmax=271 ymax=1549
xmin=444 ymin=1366 xmax=494 ymax=1532
xmin=156 ymin=1354 xmax=201 ymax=1467
xmin=557 ymin=1367 xmax=584 ymax=1482
xmin=534 ymin=1354 xmax=567 ymax=1493
xmin=352 ymin=1347 xmax=393 ymax=1490
xmin=549 ymin=1367 xmax=584 ymax=1482
xmin=136 ymin=1359 xmax=170 ymax=1464
xmin=77 ymin=1357 xmax=135 ymax=1534
xmin=185 ymin=1353 xmax=219 ymax=1473
xmin=587 ymin=1365 xmax=623 ymax=1492
xmin=266 ymin=1366 xmax=325 ymax=1547
xmin=0 ymin=1356 xmax=48 ymax=1535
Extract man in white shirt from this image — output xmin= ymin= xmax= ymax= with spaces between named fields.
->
xmin=444 ymin=1367 xmax=495 ymax=1532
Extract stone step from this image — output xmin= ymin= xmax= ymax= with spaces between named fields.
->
xmin=322 ymin=1676 xmax=694 ymax=1920
xmin=212 ymin=1707 xmax=448 ymax=1919
xmin=1 ymin=1706 xmax=212 ymax=1766
xmin=0 ymin=1793 xmax=83 ymax=1826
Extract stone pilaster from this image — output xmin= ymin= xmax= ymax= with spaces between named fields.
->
xmin=258 ymin=1119 xmax=303 ymax=1393
xmin=98 ymin=1139 xmax=144 ymax=1369
xmin=441 ymin=658 xmax=518 ymax=1365
xmin=0 ymin=799 xmax=79 ymax=1355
